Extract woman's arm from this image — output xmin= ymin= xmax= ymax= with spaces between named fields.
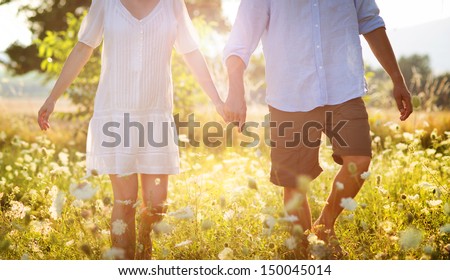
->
xmin=38 ymin=42 xmax=94 ymax=130
xmin=182 ymin=49 xmax=225 ymax=118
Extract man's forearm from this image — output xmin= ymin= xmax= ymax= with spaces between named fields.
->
xmin=364 ymin=27 xmax=413 ymax=121
xmin=226 ymin=55 xmax=246 ymax=100
xmin=363 ymin=27 xmax=405 ymax=84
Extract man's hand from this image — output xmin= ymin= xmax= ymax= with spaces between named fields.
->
xmin=224 ymin=95 xmax=247 ymax=132
xmin=393 ymin=83 xmax=413 ymax=121
xmin=225 ymin=55 xmax=247 ymax=132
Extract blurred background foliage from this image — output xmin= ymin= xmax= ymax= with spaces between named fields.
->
xmin=0 ymin=0 xmax=449 ymax=117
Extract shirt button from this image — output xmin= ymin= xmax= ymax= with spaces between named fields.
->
xmin=319 ymin=66 xmax=323 ymax=69
xmin=316 ymin=45 xmax=321 ymax=49
xmin=315 ymin=24 xmax=319 ymax=28
xmin=313 ymin=3 xmax=317 ymax=7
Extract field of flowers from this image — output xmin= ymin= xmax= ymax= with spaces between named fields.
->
xmin=0 ymin=107 xmax=449 ymax=260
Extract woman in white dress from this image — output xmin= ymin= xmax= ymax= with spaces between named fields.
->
xmin=37 ymin=0 xmax=224 ymax=259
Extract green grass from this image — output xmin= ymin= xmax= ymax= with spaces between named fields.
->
xmin=0 ymin=108 xmax=449 ymax=260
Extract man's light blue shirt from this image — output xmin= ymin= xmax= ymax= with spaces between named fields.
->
xmin=224 ymin=0 xmax=385 ymax=112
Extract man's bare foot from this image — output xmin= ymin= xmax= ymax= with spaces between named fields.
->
xmin=312 ymin=223 xmax=345 ymax=260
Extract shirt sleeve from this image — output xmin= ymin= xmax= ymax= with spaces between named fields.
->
xmin=223 ymin=0 xmax=269 ymax=67
xmin=355 ymin=0 xmax=385 ymax=34
xmin=173 ymin=0 xmax=199 ymax=54
xmin=78 ymin=0 xmax=105 ymax=48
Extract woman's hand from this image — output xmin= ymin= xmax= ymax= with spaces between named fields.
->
xmin=38 ymin=98 xmax=56 ymax=131
xmin=214 ymin=100 xmax=226 ymax=122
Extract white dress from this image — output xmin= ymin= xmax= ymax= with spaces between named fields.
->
xmin=78 ymin=0 xmax=198 ymax=175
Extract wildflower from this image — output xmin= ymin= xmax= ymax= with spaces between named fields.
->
xmin=58 ymin=152 xmax=69 ymax=166
xmin=396 ymin=143 xmax=408 ymax=151
xmin=175 ymin=240 xmax=192 ymax=248
xmin=103 ymin=247 xmax=125 ymax=260
xmin=7 ymin=201 xmax=30 ymax=219
xmin=403 ymin=132 xmax=414 ymax=142
xmin=218 ymin=248 xmax=234 ymax=260
xmin=307 ymin=233 xmax=327 ymax=259
xmin=278 ymin=215 xmax=299 ymax=223
xmin=223 ymin=210 xmax=235 ymax=221
xmin=335 ymin=181 xmax=344 ymax=191
xmin=399 ymin=228 xmax=423 ymax=250
xmin=264 ymin=215 xmax=276 ymax=229
xmin=30 ymin=220 xmax=52 ymax=236
xmin=23 ymin=154 xmax=32 ymax=163
xmin=49 ymin=189 xmax=66 ymax=219
xmin=427 ymin=200 xmax=442 ymax=207
xmin=426 ymin=149 xmax=436 ymax=156
xmin=440 ymin=224 xmax=450 ymax=234
xmin=153 ymin=222 xmax=173 ymax=234
xmin=115 ymin=200 xmax=133 ymax=206
xmin=360 ymin=171 xmax=371 ymax=180
xmin=69 ymin=182 xmax=98 ymax=201
xmin=168 ymin=206 xmax=194 ymax=220
xmin=285 ymin=237 xmax=297 ymax=250
xmin=340 ymin=198 xmax=358 ymax=211
xmin=111 ymin=220 xmax=127 ymax=236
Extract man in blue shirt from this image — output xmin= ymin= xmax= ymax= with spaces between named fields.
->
xmin=223 ymin=0 xmax=412 ymax=258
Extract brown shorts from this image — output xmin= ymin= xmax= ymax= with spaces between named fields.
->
xmin=269 ymin=97 xmax=372 ymax=188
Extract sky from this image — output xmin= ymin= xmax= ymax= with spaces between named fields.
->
xmin=0 ymin=0 xmax=449 ymax=67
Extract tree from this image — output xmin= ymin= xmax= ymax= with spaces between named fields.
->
xmin=398 ymin=54 xmax=432 ymax=92
xmin=0 ymin=0 xmax=227 ymax=76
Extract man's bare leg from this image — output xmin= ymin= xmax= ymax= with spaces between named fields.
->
xmin=314 ymin=156 xmax=371 ymax=255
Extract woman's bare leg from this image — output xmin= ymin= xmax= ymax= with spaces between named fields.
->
xmin=109 ymin=174 xmax=139 ymax=259
xmin=136 ymin=174 xmax=169 ymax=260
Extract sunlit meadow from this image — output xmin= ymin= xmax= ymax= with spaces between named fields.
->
xmin=0 ymin=104 xmax=449 ymax=260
